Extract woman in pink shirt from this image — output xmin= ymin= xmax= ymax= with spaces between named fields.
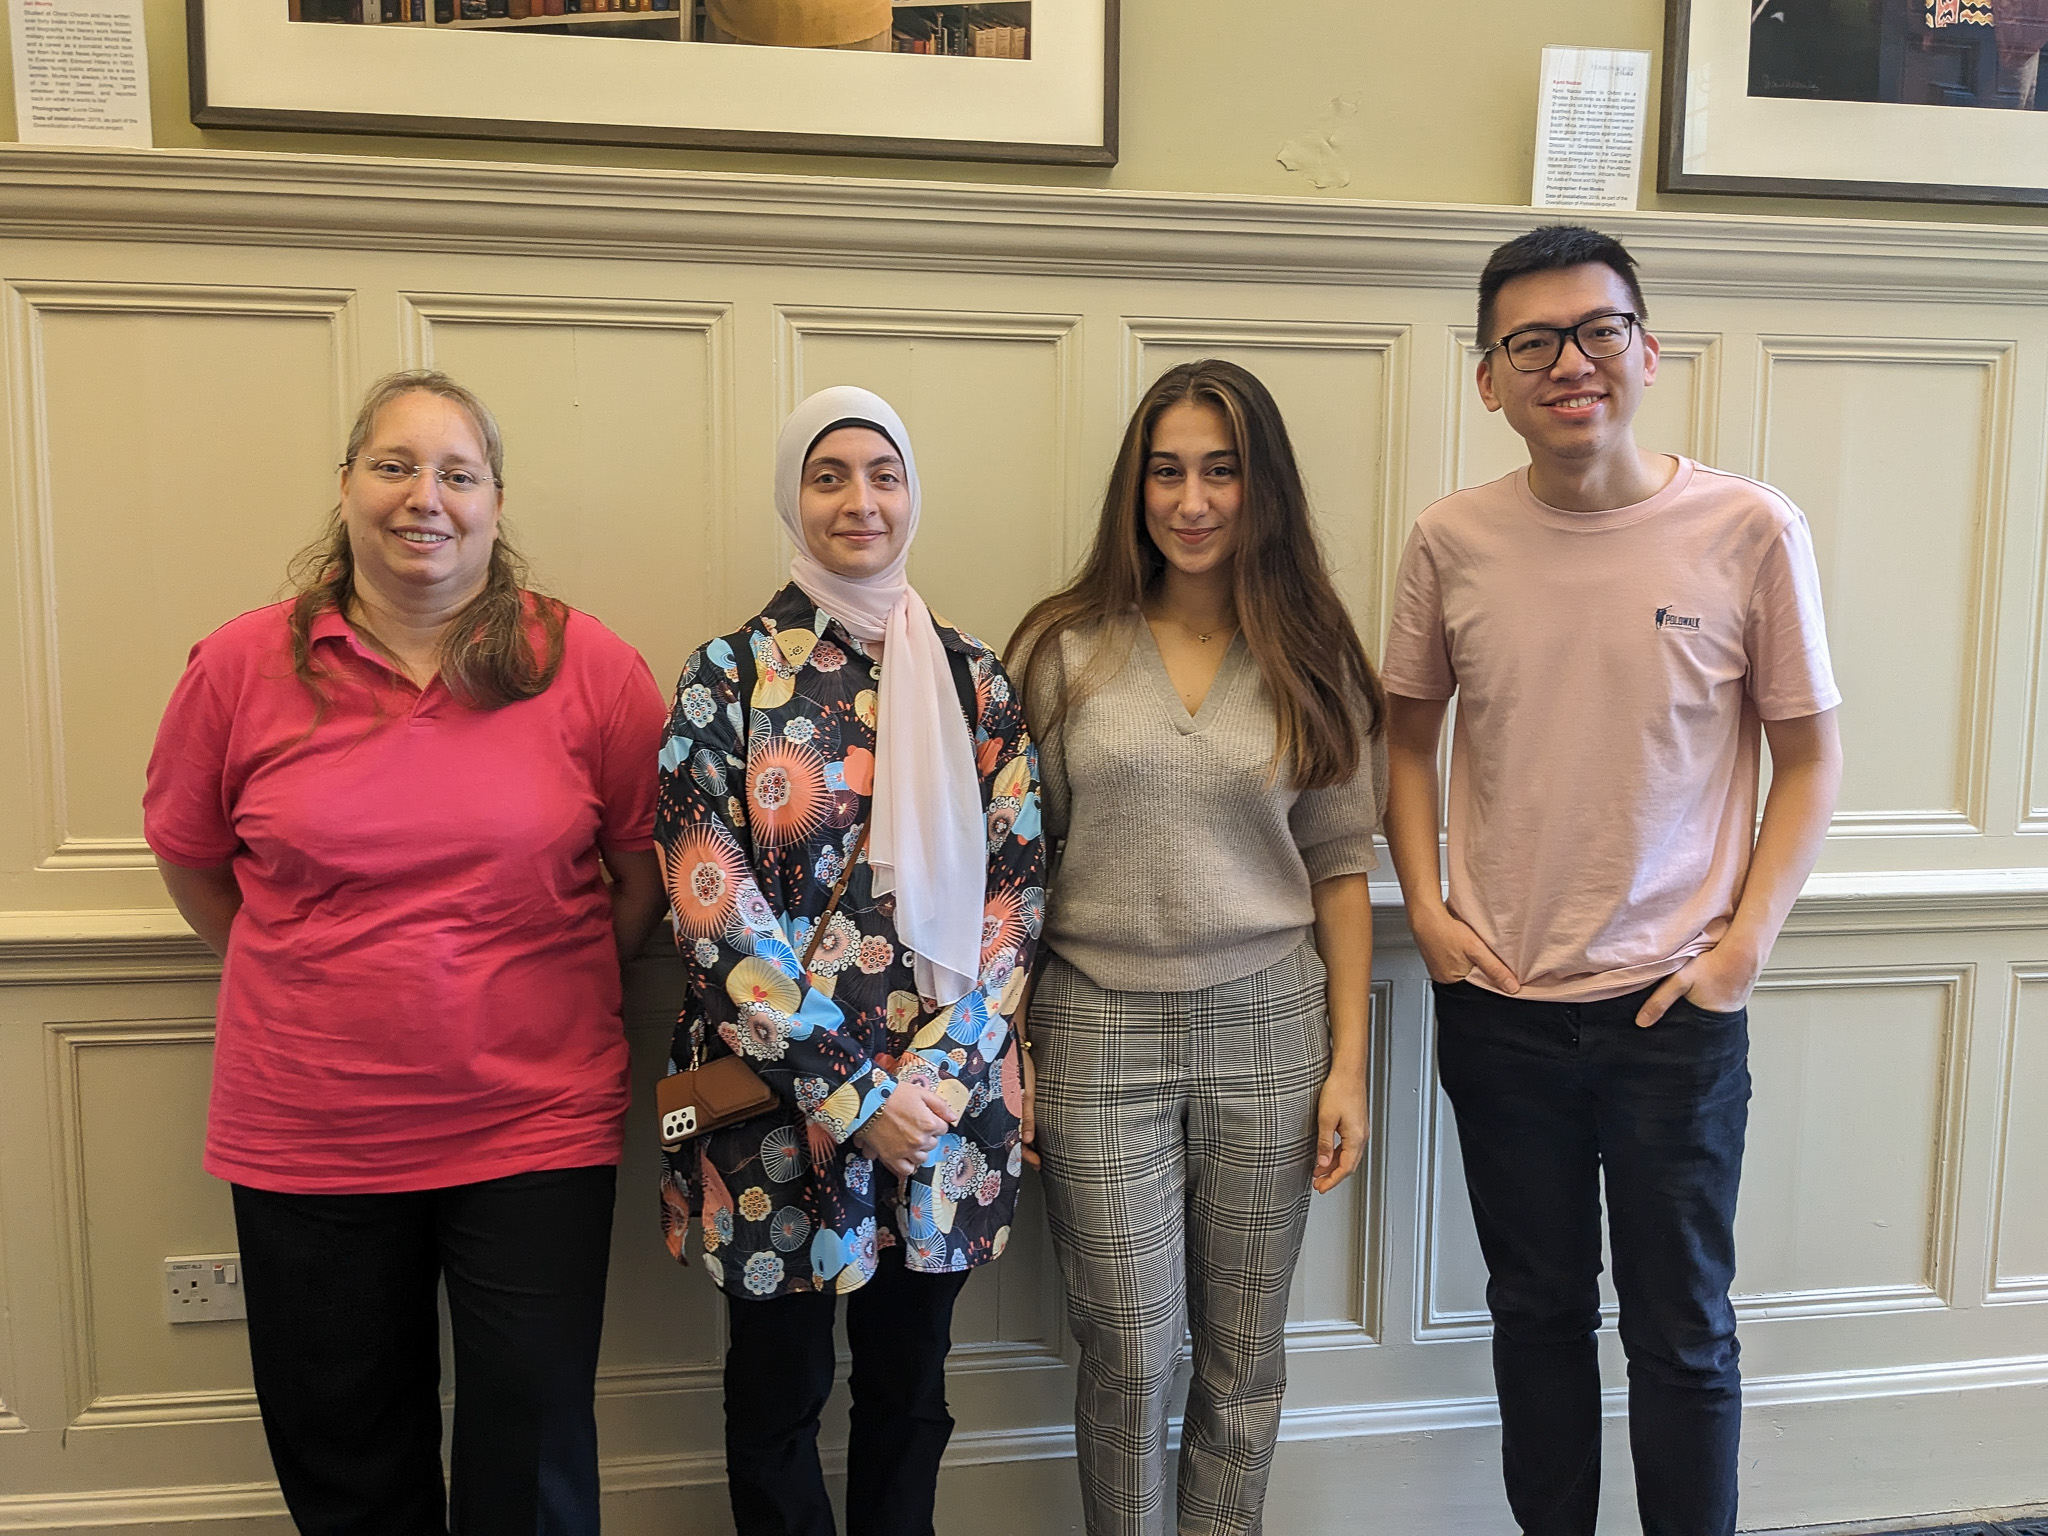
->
xmin=144 ymin=370 xmax=668 ymax=1536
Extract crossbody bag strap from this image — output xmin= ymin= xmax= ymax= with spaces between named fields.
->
xmin=801 ymin=820 xmax=871 ymax=971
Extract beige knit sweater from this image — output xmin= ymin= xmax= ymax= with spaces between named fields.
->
xmin=1028 ymin=616 xmax=1386 ymax=994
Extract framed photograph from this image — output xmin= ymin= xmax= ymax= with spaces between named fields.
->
xmin=187 ymin=0 xmax=1117 ymax=163
xmin=1662 ymin=0 xmax=2048 ymax=204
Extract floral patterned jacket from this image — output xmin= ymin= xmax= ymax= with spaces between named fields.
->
xmin=656 ymin=583 xmax=1046 ymax=1300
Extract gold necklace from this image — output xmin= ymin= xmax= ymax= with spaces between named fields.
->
xmin=1146 ymin=601 xmax=1235 ymax=645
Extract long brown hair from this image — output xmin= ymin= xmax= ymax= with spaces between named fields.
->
xmin=286 ymin=369 xmax=566 ymax=712
xmin=1006 ymin=358 xmax=1384 ymax=790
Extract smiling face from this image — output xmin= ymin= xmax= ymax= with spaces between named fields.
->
xmin=339 ymin=390 xmax=502 ymax=608
xmin=797 ymin=426 xmax=912 ymax=580
xmin=1142 ymin=399 xmax=1244 ymax=582
xmin=1476 ymin=261 xmax=1660 ymax=476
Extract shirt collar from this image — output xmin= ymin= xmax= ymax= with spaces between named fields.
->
xmin=307 ymin=605 xmax=354 ymax=646
xmin=306 ymin=603 xmax=406 ymax=678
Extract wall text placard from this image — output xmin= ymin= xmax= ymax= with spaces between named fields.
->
xmin=8 ymin=0 xmax=152 ymax=147
xmin=1531 ymin=46 xmax=1649 ymax=211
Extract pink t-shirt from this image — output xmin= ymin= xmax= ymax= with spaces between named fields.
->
xmin=1383 ymin=459 xmax=1840 ymax=1001
xmin=144 ymin=600 xmax=667 ymax=1193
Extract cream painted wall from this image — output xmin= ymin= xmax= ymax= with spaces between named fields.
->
xmin=6 ymin=0 xmax=2048 ymax=224
xmin=1 ymin=155 xmax=2046 ymax=1533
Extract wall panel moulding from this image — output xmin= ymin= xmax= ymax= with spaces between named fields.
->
xmin=0 ymin=148 xmax=2042 ymax=297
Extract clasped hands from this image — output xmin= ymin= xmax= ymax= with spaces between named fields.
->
xmin=850 ymin=1083 xmax=958 ymax=1177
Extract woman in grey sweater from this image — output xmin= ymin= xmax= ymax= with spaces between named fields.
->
xmin=1006 ymin=359 xmax=1386 ymax=1536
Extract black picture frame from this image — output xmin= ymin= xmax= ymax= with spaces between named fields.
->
xmin=1661 ymin=0 xmax=2048 ymax=206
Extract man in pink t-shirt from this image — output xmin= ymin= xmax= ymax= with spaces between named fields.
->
xmin=1383 ymin=226 xmax=1842 ymax=1536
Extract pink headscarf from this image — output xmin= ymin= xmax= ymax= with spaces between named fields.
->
xmin=774 ymin=387 xmax=982 ymax=1007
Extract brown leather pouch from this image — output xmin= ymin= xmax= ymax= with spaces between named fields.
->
xmin=657 ymin=1055 xmax=779 ymax=1148
xmin=657 ymin=822 xmax=871 ymax=1150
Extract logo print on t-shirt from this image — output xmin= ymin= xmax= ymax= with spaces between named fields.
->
xmin=1654 ymin=605 xmax=1702 ymax=632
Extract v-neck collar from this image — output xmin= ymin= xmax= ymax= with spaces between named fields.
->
xmin=1135 ymin=614 xmax=1245 ymax=734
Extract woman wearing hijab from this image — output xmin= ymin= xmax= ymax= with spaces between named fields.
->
xmin=656 ymin=386 xmax=1047 ymax=1536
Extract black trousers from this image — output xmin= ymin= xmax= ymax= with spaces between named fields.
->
xmin=231 ymin=1164 xmax=617 ymax=1536
xmin=723 ymin=1245 xmax=972 ymax=1536
xmin=1435 ymin=981 xmax=1750 ymax=1536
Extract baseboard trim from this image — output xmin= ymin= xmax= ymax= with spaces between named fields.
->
xmin=1278 ymin=1352 xmax=2048 ymax=1445
xmin=5 ymin=1360 xmax=2044 ymax=1527
xmin=0 ymin=1481 xmax=286 ymax=1531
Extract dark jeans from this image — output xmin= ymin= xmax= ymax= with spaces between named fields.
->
xmin=231 ymin=1164 xmax=617 ymax=1536
xmin=1433 ymin=980 xmax=1750 ymax=1536
xmin=723 ymin=1244 xmax=972 ymax=1536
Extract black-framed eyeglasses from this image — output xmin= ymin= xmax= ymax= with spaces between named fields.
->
xmin=343 ymin=456 xmax=501 ymax=495
xmin=1484 ymin=312 xmax=1641 ymax=373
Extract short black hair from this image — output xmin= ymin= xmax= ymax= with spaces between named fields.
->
xmin=1476 ymin=224 xmax=1648 ymax=347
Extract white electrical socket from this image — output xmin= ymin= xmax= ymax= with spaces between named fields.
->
xmin=163 ymin=1255 xmax=246 ymax=1323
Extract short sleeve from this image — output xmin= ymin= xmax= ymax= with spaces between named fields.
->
xmin=596 ymin=645 xmax=668 ymax=851
xmin=1381 ymin=524 xmax=1456 ymax=700
xmin=143 ymin=646 xmax=240 ymax=868
xmin=1746 ymin=512 xmax=1842 ymax=722
xmin=1290 ymin=719 xmax=1387 ymax=884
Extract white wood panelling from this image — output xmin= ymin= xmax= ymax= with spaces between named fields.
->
xmin=3 ymin=281 xmax=355 ymax=876
xmin=0 ymin=1236 xmax=19 ymax=1437
xmin=1283 ymin=978 xmax=1393 ymax=1348
xmin=1733 ymin=968 xmax=1973 ymax=1316
xmin=1990 ymin=969 xmax=2048 ymax=1301
xmin=43 ymin=1017 xmax=252 ymax=1430
xmin=2021 ymin=465 xmax=2048 ymax=832
xmin=1754 ymin=336 xmax=2013 ymax=841
xmin=0 ymin=151 xmax=2043 ymax=1533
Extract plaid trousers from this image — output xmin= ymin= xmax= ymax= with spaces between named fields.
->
xmin=1033 ymin=941 xmax=1330 ymax=1536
